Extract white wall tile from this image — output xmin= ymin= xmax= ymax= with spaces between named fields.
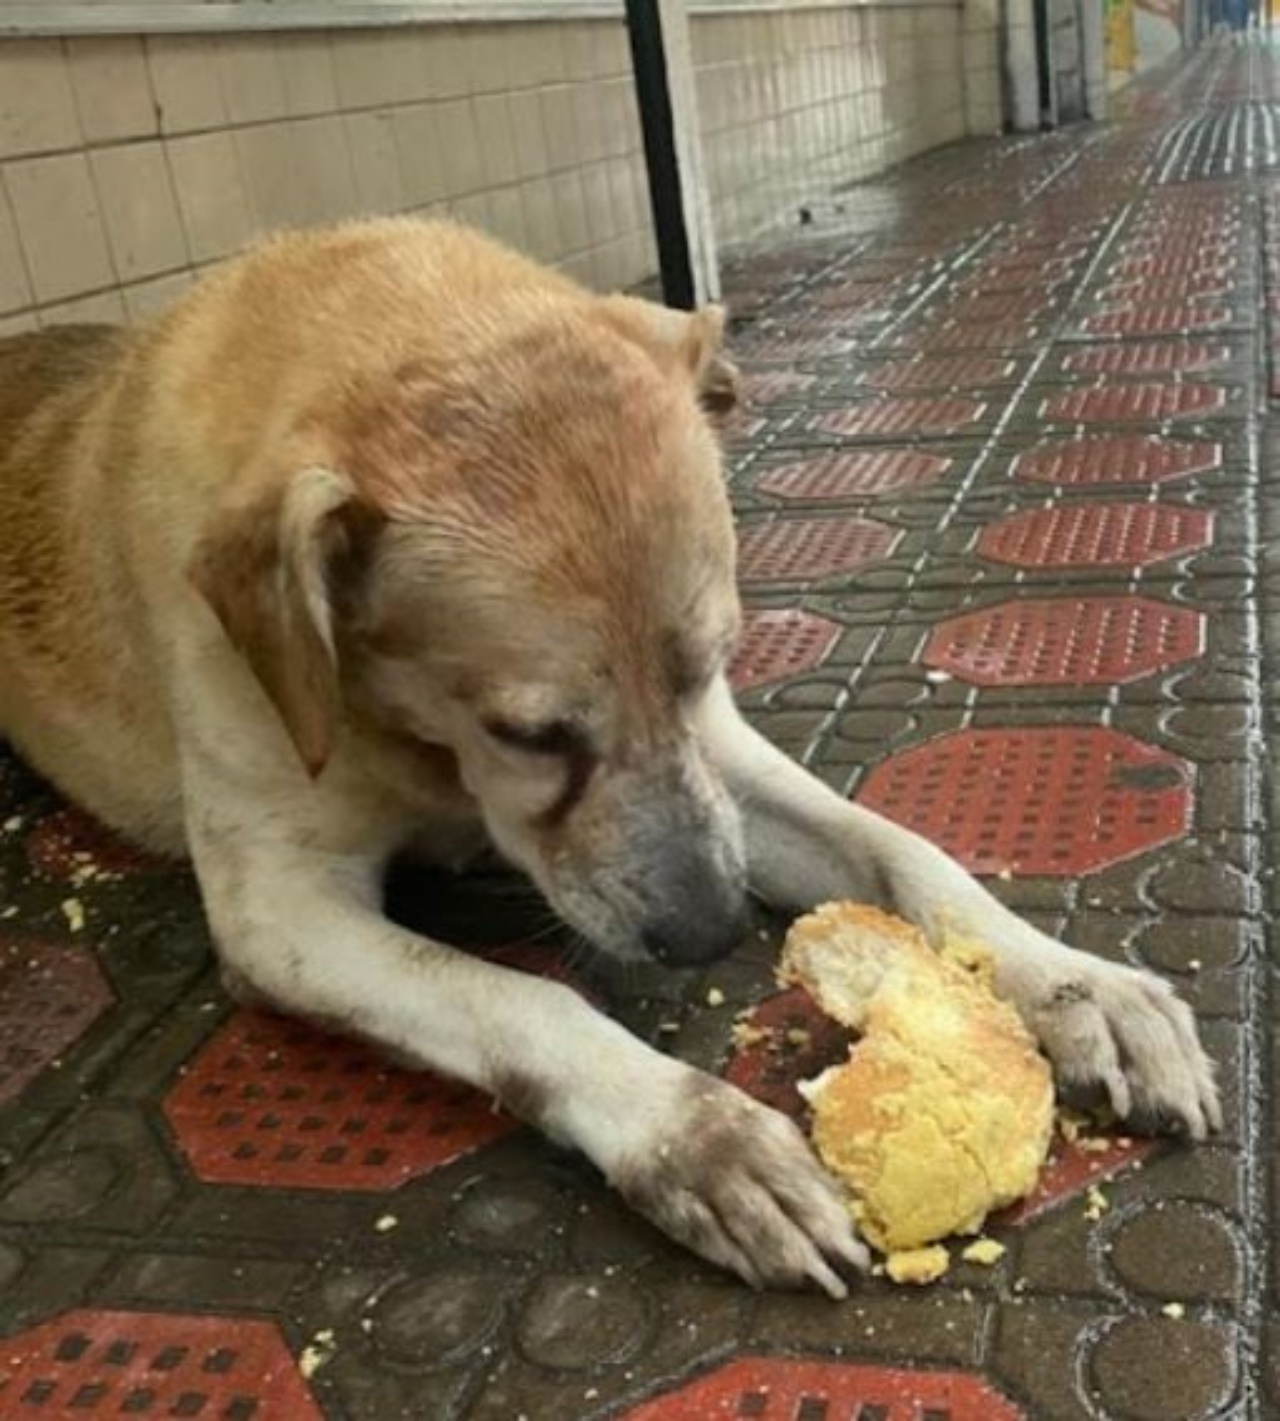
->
xmin=90 ymin=143 xmax=189 ymax=281
xmin=0 ymin=40 xmax=81 ymax=159
xmin=66 ymin=37 xmax=158 ymax=144
xmin=5 ymin=153 xmax=115 ymax=303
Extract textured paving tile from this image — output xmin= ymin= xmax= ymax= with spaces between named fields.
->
xmin=1012 ymin=434 xmax=1224 ymax=486
xmin=856 ymin=726 xmax=1193 ymax=876
xmin=0 ymin=37 xmax=1275 ymax=1421
xmin=976 ymin=503 xmax=1215 ymax=570
xmin=0 ymin=1309 xmax=323 ymax=1417
xmin=0 ymin=938 xmax=114 ymax=1107
xmin=729 ymin=610 xmax=844 ymax=693
xmin=163 ymin=1009 xmax=519 ymax=1189
xmin=921 ymin=595 xmax=1205 ymax=687
xmin=1060 ymin=340 xmax=1233 ymax=375
xmin=755 ymin=448 xmax=954 ymax=500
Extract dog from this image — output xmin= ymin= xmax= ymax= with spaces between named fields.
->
xmin=0 ymin=218 xmax=1219 ymax=1296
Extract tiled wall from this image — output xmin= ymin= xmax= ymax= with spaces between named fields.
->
xmin=696 ymin=4 xmax=979 ymax=244
xmin=0 ymin=7 xmax=986 ymax=334
xmin=0 ymin=22 xmax=652 ymax=336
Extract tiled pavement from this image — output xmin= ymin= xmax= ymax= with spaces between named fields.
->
xmin=2 ymin=39 xmax=1279 ymax=1421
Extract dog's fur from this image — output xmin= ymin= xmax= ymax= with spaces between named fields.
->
xmin=0 ymin=219 xmax=1219 ymax=1295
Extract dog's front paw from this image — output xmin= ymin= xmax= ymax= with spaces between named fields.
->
xmin=611 ymin=1071 xmax=869 ymax=1296
xmin=1019 ymin=955 xmax=1222 ymax=1139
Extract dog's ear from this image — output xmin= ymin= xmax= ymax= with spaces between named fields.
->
xmin=599 ymin=296 xmax=739 ymax=420
xmin=189 ymin=466 xmax=380 ymax=779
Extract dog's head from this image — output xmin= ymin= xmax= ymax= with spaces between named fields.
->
xmin=191 ymin=289 xmax=749 ymax=967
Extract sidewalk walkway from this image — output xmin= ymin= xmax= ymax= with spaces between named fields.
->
xmin=0 ymin=39 xmax=1273 ymax=1421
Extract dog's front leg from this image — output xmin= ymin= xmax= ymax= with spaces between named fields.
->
xmin=699 ymin=681 xmax=1221 ymax=1138
xmin=183 ymin=774 xmax=866 ymax=1296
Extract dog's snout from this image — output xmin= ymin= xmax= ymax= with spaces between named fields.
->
xmin=640 ymin=849 xmax=749 ymax=967
xmin=643 ymin=903 xmax=749 ymax=966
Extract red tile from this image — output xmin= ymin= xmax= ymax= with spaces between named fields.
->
xmin=743 ymin=334 xmax=856 ymax=361
xmin=757 ymin=449 xmax=952 ymax=500
xmin=1062 ymin=342 xmax=1230 ymax=376
xmin=729 ymin=610 xmax=843 ymax=692
xmin=742 ymin=371 xmax=816 ymax=404
xmin=917 ymin=321 xmax=1042 ymax=351
xmin=1098 ymin=275 xmax=1232 ymax=306
xmin=923 ymin=596 xmax=1204 ymax=686
xmin=944 ymin=291 xmax=1049 ymax=321
xmin=1112 ymin=254 xmax=1236 ymax=279
xmin=1083 ymin=305 xmax=1232 ymax=336
xmin=26 ymin=807 xmax=170 ymax=883
xmin=722 ymin=986 xmax=849 ymax=1117
xmin=978 ymin=502 xmax=1214 ymax=568
xmin=737 ymin=517 xmax=900 ymax=584
xmin=1001 ymin=1136 xmax=1156 ymax=1226
xmin=818 ymin=396 xmax=986 ymax=438
xmin=620 ymin=1357 xmax=1024 ymax=1420
xmin=857 ymin=727 xmax=1192 ymax=876
xmin=972 ymin=248 xmax=1081 ymax=274
xmin=1040 ymin=382 xmax=1227 ymax=423
xmin=0 ymin=937 xmax=115 ymax=1105
xmin=164 ymin=1008 xmax=519 ymax=1189
xmin=1119 ymin=233 xmax=1236 ymax=254
xmin=0 ymin=1309 xmax=321 ymax=1417
xmin=1014 ymin=435 xmax=1221 ymax=486
xmin=860 ymin=356 xmax=1014 ymax=390
xmin=724 ymin=412 xmax=768 ymax=449
xmin=812 ymin=278 xmax=896 ymax=310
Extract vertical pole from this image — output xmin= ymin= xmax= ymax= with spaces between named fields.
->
xmin=1080 ymin=0 xmax=1108 ymax=118
xmin=1005 ymin=0 xmax=1046 ymax=131
xmin=624 ymin=0 xmax=720 ymax=308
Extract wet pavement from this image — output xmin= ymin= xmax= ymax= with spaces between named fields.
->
xmin=0 ymin=35 xmax=1276 ymax=1421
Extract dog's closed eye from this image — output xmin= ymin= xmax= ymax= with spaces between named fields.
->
xmin=483 ymin=717 xmax=582 ymax=756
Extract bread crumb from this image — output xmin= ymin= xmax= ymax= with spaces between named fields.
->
xmin=299 ymin=1329 xmax=336 ymax=1377
xmin=1084 ymin=1185 xmax=1110 ymax=1221
xmin=1162 ymin=1302 xmax=1186 ymax=1320
xmin=731 ymin=1021 xmax=771 ymax=1050
xmin=886 ymin=1245 xmax=950 ymax=1285
xmin=61 ymin=898 xmax=85 ymax=933
xmin=1057 ymin=1110 xmax=1085 ymax=1144
xmin=374 ymin=1214 xmax=398 ymax=1233
xmin=706 ymin=987 xmax=725 ymax=1007
xmin=960 ymin=1238 xmax=1006 ymax=1267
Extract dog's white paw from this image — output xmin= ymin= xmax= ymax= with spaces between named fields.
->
xmin=1019 ymin=955 xmax=1222 ymax=1139
xmin=611 ymin=1071 xmax=869 ymax=1296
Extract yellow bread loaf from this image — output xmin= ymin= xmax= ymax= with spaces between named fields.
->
xmin=781 ymin=902 xmax=1054 ymax=1256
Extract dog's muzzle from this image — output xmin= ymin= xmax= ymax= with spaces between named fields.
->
xmin=637 ymin=839 xmax=749 ymax=967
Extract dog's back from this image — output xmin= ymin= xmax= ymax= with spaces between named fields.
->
xmin=0 ymin=323 xmax=187 ymax=843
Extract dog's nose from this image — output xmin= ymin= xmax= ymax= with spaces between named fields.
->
xmin=641 ymin=892 xmax=750 ymax=967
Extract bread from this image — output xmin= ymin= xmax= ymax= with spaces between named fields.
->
xmin=781 ymin=902 xmax=1054 ymax=1264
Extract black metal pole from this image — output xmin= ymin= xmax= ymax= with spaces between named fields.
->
xmin=624 ymin=0 xmax=696 ymax=310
